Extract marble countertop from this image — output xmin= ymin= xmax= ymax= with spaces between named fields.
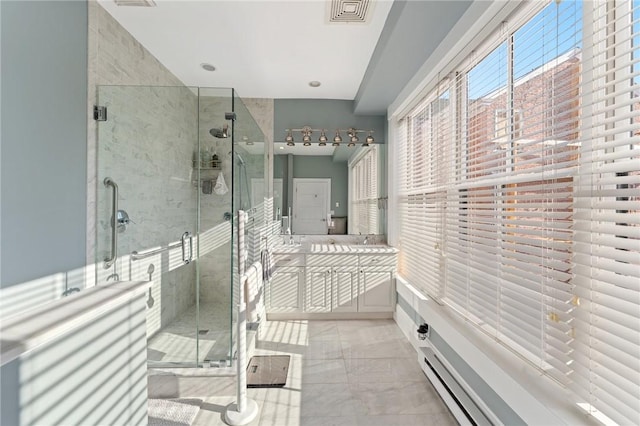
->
xmin=272 ymin=243 xmax=398 ymax=255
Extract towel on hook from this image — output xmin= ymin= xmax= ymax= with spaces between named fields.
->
xmin=202 ymin=179 xmax=213 ymax=195
xmin=214 ymin=171 xmax=228 ymax=195
xmin=261 ymin=249 xmax=274 ymax=283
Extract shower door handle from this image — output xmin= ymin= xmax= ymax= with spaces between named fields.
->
xmin=104 ymin=177 xmax=118 ymax=269
xmin=181 ymin=231 xmax=193 ymax=264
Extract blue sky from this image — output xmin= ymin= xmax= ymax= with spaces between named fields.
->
xmin=468 ymin=1 xmax=583 ymax=100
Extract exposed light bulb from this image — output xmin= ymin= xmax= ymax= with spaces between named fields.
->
xmin=285 ymin=130 xmax=294 ymax=146
xmin=333 ymin=130 xmax=342 ymax=146
xmin=319 ymin=130 xmax=328 ymax=146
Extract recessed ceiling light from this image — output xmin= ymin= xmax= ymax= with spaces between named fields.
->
xmin=309 ymin=81 xmax=321 ymax=88
xmin=201 ymin=63 xmax=216 ymax=72
xmin=114 ymin=0 xmax=156 ymax=6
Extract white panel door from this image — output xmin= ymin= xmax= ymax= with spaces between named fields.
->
xmin=292 ymin=178 xmax=330 ymax=235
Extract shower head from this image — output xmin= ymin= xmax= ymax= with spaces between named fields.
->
xmin=209 ymin=123 xmax=229 ymax=139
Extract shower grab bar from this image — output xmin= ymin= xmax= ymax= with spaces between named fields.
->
xmin=181 ymin=231 xmax=193 ymax=264
xmin=131 ymin=241 xmax=182 ymax=261
xmin=104 ymin=177 xmax=118 ymax=269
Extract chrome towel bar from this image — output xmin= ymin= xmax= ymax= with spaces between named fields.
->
xmin=131 ymin=232 xmax=193 ymax=264
xmin=131 ymin=241 xmax=182 ymax=261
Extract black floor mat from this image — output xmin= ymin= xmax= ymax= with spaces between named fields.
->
xmin=246 ymin=355 xmax=290 ymax=388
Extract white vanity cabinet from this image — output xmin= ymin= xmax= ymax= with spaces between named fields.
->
xmin=358 ymin=254 xmax=396 ymax=312
xmin=267 ymin=253 xmax=304 ymax=313
xmin=267 ymin=246 xmax=397 ymax=319
xmin=305 ymin=254 xmax=359 ymax=313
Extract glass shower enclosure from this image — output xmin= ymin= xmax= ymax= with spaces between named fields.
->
xmin=95 ymin=86 xmax=265 ymax=368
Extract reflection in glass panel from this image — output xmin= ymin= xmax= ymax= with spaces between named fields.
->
xmin=466 ymin=43 xmax=508 ymax=180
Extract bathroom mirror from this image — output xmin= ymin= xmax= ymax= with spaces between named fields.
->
xmin=272 ymin=143 xmax=386 ymax=235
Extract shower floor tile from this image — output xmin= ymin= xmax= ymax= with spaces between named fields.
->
xmin=147 ymin=302 xmax=232 ymax=365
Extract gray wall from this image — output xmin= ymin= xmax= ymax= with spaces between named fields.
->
xmin=1 ymin=2 xmax=88 ymax=421
xmin=0 ymin=0 xmax=88 ymax=288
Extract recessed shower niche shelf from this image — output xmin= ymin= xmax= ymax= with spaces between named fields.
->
xmin=192 ymin=160 xmax=222 ymax=171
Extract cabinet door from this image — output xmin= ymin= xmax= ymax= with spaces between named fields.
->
xmin=358 ymin=270 xmax=395 ymax=312
xmin=268 ymin=267 xmax=303 ymax=312
xmin=305 ymin=267 xmax=332 ymax=313
xmin=332 ymin=269 xmax=358 ymax=313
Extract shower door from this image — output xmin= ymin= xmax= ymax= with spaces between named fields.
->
xmin=96 ymin=85 xmax=263 ymax=368
xmin=96 ymin=85 xmax=202 ymax=366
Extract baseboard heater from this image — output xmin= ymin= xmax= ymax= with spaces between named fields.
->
xmin=420 ymin=347 xmax=493 ymax=426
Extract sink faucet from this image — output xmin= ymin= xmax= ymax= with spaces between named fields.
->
xmin=363 ymin=235 xmax=369 ymax=245
xmin=289 ymin=234 xmax=294 ymax=245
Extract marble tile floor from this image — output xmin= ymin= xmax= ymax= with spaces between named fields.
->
xmin=147 ymin=302 xmax=232 ymax=365
xmin=191 ymin=319 xmax=457 ymax=426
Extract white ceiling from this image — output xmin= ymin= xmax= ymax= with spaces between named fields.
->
xmin=98 ymin=0 xmax=394 ymax=100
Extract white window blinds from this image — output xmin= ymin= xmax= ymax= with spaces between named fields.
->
xmin=349 ymin=146 xmax=379 ymax=235
xmin=394 ymin=0 xmax=639 ymax=423
xmin=447 ymin=0 xmax=583 ymax=384
xmin=571 ymin=1 xmax=640 ymax=425
xmin=397 ymin=83 xmax=453 ymax=299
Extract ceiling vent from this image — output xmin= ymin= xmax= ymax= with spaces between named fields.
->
xmin=114 ymin=0 xmax=156 ymax=7
xmin=328 ymin=0 xmax=372 ymax=23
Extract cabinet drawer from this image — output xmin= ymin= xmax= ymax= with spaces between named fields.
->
xmin=359 ymin=255 xmax=397 ymax=268
xmin=306 ymin=254 xmax=359 ymax=267
xmin=273 ymin=254 xmax=305 ymax=267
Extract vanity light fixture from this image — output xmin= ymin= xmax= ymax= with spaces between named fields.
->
xmin=284 ymin=127 xmax=375 ymax=147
